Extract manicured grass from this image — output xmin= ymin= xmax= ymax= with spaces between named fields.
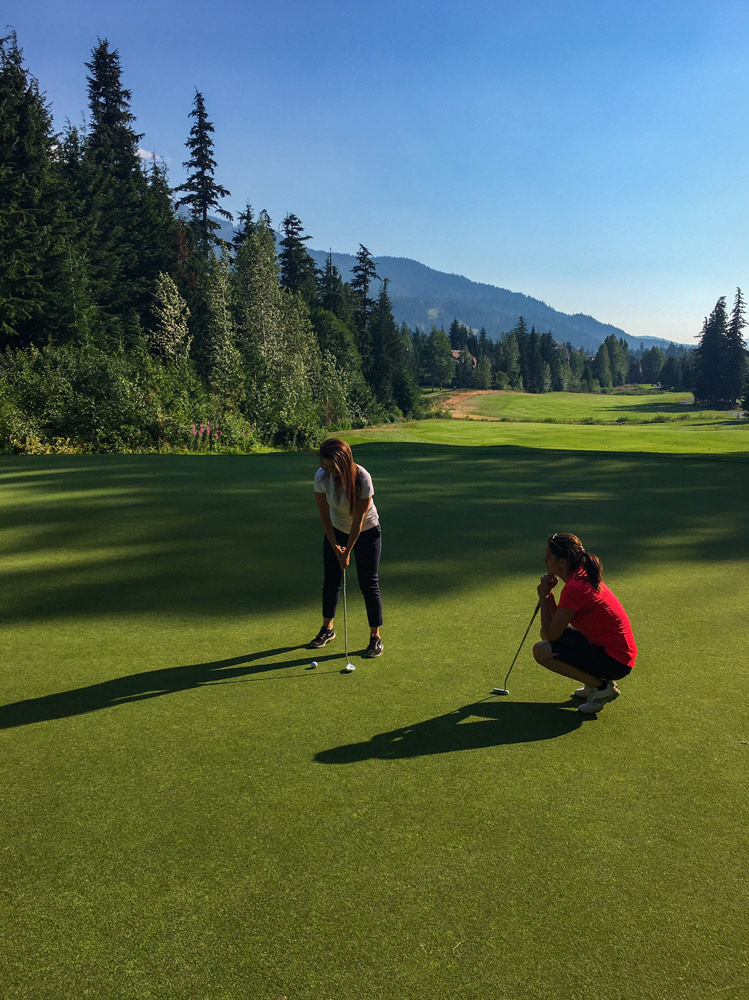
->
xmin=446 ymin=389 xmax=739 ymax=424
xmin=1 ymin=435 xmax=747 ymax=1000
xmin=346 ymin=415 xmax=749 ymax=457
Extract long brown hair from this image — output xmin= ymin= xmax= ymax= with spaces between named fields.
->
xmin=319 ymin=438 xmax=358 ymax=513
xmin=548 ymin=533 xmax=603 ymax=589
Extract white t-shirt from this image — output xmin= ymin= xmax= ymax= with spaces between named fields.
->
xmin=314 ymin=465 xmax=379 ymax=533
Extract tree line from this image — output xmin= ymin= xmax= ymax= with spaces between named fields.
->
xmin=414 ymin=318 xmax=697 ymax=395
xmin=0 ymin=33 xmax=423 ymax=452
xmin=1 ymin=32 xmax=746 ymax=454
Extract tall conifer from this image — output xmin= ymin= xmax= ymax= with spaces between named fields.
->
xmin=174 ymin=90 xmax=232 ymax=251
xmin=0 ymin=32 xmax=61 ymax=347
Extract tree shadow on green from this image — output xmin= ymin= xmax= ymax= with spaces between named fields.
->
xmin=0 ymin=644 xmax=339 ymax=729
xmin=0 ymin=445 xmax=747 ymax=627
xmin=315 ymin=698 xmax=588 ymax=764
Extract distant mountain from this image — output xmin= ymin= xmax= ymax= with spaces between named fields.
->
xmin=205 ymin=215 xmax=676 ymax=352
xmin=308 ymin=251 xmax=675 ymax=353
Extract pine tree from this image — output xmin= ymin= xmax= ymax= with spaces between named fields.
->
xmin=0 ymin=32 xmax=62 ymax=347
xmin=473 ymin=356 xmax=492 ymax=390
xmin=232 ymin=203 xmax=255 ymax=256
xmin=424 ymin=327 xmax=453 ymax=388
xmin=279 ymin=213 xmax=319 ymax=303
xmin=528 ymin=330 xmax=547 ymax=393
xmin=499 ymin=332 xmax=523 ymax=389
xmin=724 ymin=287 xmax=747 ymax=405
xmin=174 ymin=90 xmax=232 ymax=251
xmin=350 ymin=245 xmax=378 ymax=374
xmin=693 ymin=298 xmax=728 ymax=406
xmin=317 ymin=252 xmax=347 ymax=318
xmin=594 ymin=342 xmax=613 ymax=389
xmin=53 ymin=124 xmax=99 ymax=343
xmin=369 ymin=280 xmax=406 ymax=408
xmin=82 ymin=38 xmax=153 ymax=330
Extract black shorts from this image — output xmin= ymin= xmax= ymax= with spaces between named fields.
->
xmin=550 ymin=627 xmax=632 ymax=681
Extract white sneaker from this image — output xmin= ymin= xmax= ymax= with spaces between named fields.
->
xmin=578 ymin=681 xmax=620 ymax=714
xmin=572 ymin=684 xmax=596 ymax=699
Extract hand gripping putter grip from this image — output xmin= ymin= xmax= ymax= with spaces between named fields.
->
xmin=493 ymin=600 xmax=541 ymax=696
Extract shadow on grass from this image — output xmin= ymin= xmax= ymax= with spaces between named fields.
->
xmin=315 ymin=698 xmax=589 ymax=763
xmin=0 ymin=644 xmax=342 ymax=729
xmin=0 ymin=444 xmax=747 ymax=628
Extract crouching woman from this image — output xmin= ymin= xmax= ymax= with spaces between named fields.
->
xmin=533 ymin=533 xmax=637 ymax=715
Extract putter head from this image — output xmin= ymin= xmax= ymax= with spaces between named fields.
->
xmin=492 ymin=687 xmax=509 ymax=696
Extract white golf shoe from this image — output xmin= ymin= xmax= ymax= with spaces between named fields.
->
xmin=572 ymin=684 xmax=596 ymax=699
xmin=578 ymin=681 xmax=620 ymax=714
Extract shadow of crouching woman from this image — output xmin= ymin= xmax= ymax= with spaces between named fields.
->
xmin=315 ymin=699 xmax=588 ymax=764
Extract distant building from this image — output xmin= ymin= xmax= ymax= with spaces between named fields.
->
xmin=451 ymin=350 xmax=477 ymax=368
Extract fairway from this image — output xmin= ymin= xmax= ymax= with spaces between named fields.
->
xmin=2 ymin=422 xmax=748 ymax=999
xmin=441 ymin=389 xmax=739 ymax=424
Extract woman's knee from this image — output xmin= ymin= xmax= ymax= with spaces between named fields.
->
xmin=533 ymin=641 xmax=553 ymax=665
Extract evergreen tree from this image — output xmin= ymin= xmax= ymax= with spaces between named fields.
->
xmin=455 ymin=347 xmax=474 ymax=388
xmin=174 ymin=90 xmax=232 ymax=250
xmin=473 ymin=356 xmax=492 ymax=390
xmin=82 ymin=38 xmax=154 ymax=330
xmin=279 ymin=213 xmax=318 ymax=303
xmin=528 ymin=330 xmax=547 ymax=393
xmin=0 ymin=32 xmax=62 ymax=348
xmin=52 ymin=124 xmax=99 ymax=344
xmin=424 ymin=327 xmax=453 ymax=388
xmin=660 ymin=356 xmax=681 ymax=390
xmin=449 ymin=318 xmax=470 ymax=351
xmin=232 ymin=203 xmax=256 ymax=251
xmin=317 ymin=252 xmax=346 ymax=317
xmin=498 ymin=332 xmax=522 ymax=389
xmin=310 ymin=307 xmax=360 ymax=373
xmin=350 ymin=244 xmax=378 ymax=373
xmin=594 ymin=341 xmax=613 ymax=389
xmin=693 ymin=298 xmax=727 ymax=406
xmin=369 ymin=280 xmax=420 ymax=412
xmin=724 ymin=287 xmax=747 ymax=405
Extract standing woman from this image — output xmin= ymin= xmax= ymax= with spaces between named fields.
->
xmin=533 ymin=533 xmax=637 ymax=714
xmin=309 ymin=438 xmax=383 ymax=658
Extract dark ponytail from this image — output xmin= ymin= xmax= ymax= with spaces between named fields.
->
xmin=548 ymin=533 xmax=603 ymax=589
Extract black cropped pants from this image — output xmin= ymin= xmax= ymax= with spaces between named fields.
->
xmin=322 ymin=525 xmax=383 ymax=627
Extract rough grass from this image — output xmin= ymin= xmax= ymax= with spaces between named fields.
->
xmin=1 ymin=426 xmax=747 ymax=999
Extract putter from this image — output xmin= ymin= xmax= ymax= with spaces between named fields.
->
xmin=343 ymin=567 xmax=349 ymax=663
xmin=493 ymin=600 xmax=541 ymax=696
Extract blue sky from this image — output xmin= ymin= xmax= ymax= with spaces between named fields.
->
xmin=9 ymin=0 xmax=749 ymax=343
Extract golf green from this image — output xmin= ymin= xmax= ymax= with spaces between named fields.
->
xmin=1 ymin=424 xmax=747 ymax=999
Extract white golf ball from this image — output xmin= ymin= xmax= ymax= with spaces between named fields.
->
xmin=345 ymin=663 xmax=356 ymax=672
xmin=311 ymin=661 xmax=318 ymax=668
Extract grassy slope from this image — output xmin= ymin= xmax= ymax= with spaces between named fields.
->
xmin=1 ymin=415 xmax=747 ymax=1000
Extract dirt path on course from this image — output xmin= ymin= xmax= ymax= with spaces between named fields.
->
xmin=441 ymin=389 xmax=505 ymax=418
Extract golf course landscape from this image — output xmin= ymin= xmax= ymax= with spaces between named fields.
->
xmin=2 ymin=391 xmax=747 ymax=1000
